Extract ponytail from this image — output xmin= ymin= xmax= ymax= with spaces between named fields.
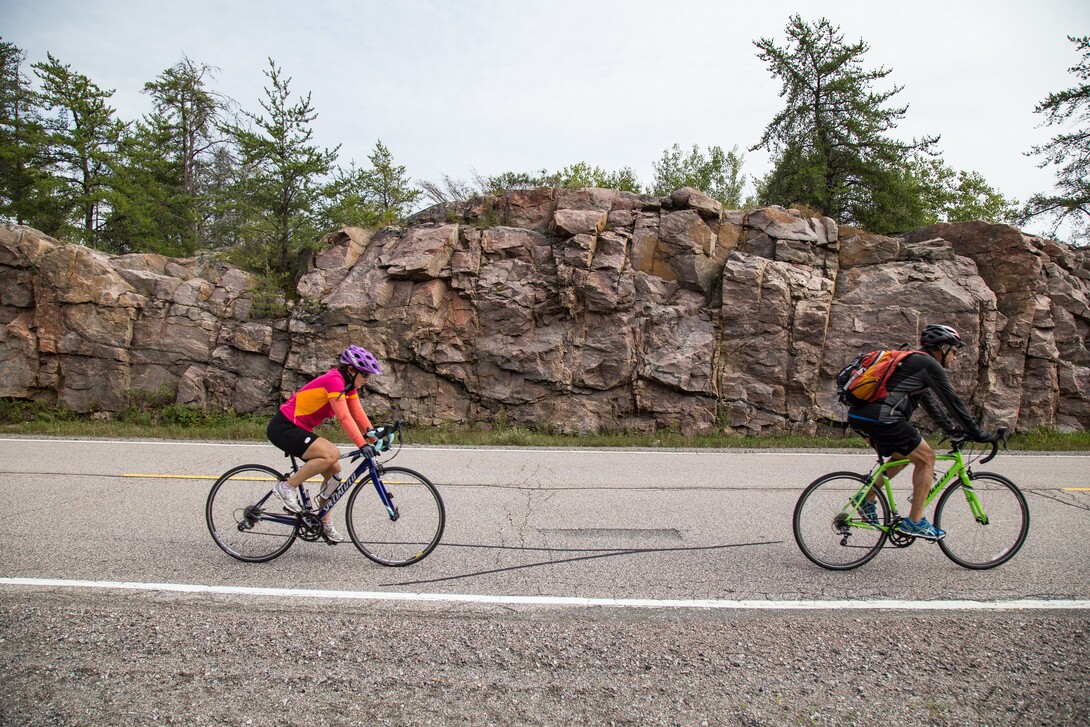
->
xmin=337 ymin=364 xmax=357 ymax=394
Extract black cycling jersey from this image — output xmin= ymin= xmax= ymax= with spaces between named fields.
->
xmin=847 ymin=351 xmax=985 ymax=438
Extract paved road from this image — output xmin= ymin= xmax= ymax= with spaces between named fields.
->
xmin=1 ymin=436 xmax=1088 ymax=725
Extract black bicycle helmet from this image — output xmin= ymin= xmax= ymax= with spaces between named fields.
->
xmin=920 ymin=324 xmax=965 ymax=350
xmin=339 ymin=345 xmax=382 ymax=375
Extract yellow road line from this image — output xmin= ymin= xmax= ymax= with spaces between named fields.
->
xmin=124 ymin=473 xmax=218 ymax=480
xmin=1063 ymin=487 xmax=1090 ymax=491
xmin=123 ymin=473 xmax=415 ymax=485
xmin=123 ymin=473 xmax=324 ymax=482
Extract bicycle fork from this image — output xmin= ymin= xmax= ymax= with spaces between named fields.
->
xmin=958 ymin=476 xmax=989 ymax=525
xmin=364 ymin=458 xmax=399 ymax=521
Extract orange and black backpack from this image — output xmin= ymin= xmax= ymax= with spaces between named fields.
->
xmin=835 ymin=348 xmax=921 ymax=407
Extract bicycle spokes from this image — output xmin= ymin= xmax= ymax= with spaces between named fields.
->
xmin=207 ymin=466 xmax=299 ymax=562
xmin=345 ymin=467 xmax=445 ymax=567
xmin=935 ymin=474 xmax=1029 ymax=569
xmin=793 ymin=473 xmax=890 ymax=570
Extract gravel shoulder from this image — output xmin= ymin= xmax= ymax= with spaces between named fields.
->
xmin=1 ymin=588 xmax=1087 ymax=726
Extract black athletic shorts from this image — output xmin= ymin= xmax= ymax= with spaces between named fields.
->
xmin=267 ymin=410 xmax=318 ymax=458
xmin=848 ymin=417 xmax=923 ymax=458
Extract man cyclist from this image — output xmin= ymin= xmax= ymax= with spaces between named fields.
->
xmin=265 ymin=345 xmax=383 ymax=543
xmin=847 ymin=324 xmax=995 ymax=540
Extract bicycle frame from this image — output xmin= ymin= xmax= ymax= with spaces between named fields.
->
xmin=315 ymin=452 xmax=400 ymax=521
xmin=851 ymin=446 xmax=987 ymax=530
xmin=256 ymin=450 xmax=399 ymax=529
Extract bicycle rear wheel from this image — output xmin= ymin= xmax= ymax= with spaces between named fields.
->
xmin=935 ymin=472 xmax=1029 ymax=569
xmin=345 ymin=466 xmax=445 ymax=566
xmin=206 ymin=464 xmax=299 ymax=562
xmin=793 ymin=472 xmax=890 ymax=570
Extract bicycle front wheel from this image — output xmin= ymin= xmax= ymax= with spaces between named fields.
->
xmin=206 ymin=464 xmax=299 ymax=563
xmin=793 ymin=472 xmax=890 ymax=570
xmin=935 ymin=472 xmax=1029 ymax=569
xmin=345 ymin=466 xmax=445 ymax=566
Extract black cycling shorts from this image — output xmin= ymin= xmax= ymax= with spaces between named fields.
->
xmin=267 ymin=410 xmax=318 ymax=458
xmin=848 ymin=418 xmax=923 ymax=458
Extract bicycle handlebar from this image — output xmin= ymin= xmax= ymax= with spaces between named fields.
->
xmin=344 ymin=420 xmax=405 ymax=462
xmin=949 ymin=426 xmax=1008 ymax=464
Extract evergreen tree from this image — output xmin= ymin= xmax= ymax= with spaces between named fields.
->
xmin=359 ymin=140 xmax=421 ymax=223
xmin=223 ymin=58 xmax=338 ymax=283
xmin=32 ymin=53 xmax=125 ymax=247
xmin=103 ymin=57 xmax=232 ymax=254
xmin=0 ymin=41 xmax=67 ymax=233
xmin=320 ymin=161 xmax=382 ymax=229
xmin=32 ymin=52 xmax=124 ymax=247
xmin=1022 ymin=35 xmax=1090 ymax=245
xmin=101 ymin=117 xmax=186 ymax=254
xmin=650 ymin=143 xmax=747 ymax=207
xmin=1 ymin=41 xmax=40 ymax=224
xmin=202 ymin=143 xmax=246 ymax=249
xmin=751 ymin=15 xmax=938 ymax=233
xmin=322 ymin=141 xmax=423 ymax=229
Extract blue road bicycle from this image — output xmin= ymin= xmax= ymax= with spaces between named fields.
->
xmin=206 ymin=422 xmax=445 ymax=566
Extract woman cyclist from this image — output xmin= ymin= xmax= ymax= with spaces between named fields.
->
xmin=266 ymin=345 xmax=382 ymax=543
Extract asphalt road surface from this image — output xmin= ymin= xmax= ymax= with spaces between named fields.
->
xmin=1 ymin=436 xmax=1088 ymax=725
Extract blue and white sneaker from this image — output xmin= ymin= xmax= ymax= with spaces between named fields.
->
xmin=857 ymin=499 xmax=879 ymax=524
xmin=897 ymin=516 xmax=945 ymax=540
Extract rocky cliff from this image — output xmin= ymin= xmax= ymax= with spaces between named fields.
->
xmin=2 ymin=187 xmax=1089 ymax=434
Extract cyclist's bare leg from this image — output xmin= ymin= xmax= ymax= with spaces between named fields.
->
xmin=285 ymin=437 xmax=341 ymax=491
xmin=899 ymin=440 xmax=936 ymax=522
xmin=865 ymin=460 xmax=908 ymax=504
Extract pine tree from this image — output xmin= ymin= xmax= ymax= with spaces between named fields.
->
xmin=359 ymin=140 xmax=421 ymax=224
xmin=103 ymin=57 xmax=232 ymax=254
xmin=1022 ymin=35 xmax=1090 ymax=245
xmin=322 ymin=141 xmax=424 ymax=229
xmin=32 ymin=53 xmax=125 ymax=247
xmin=223 ymin=58 xmax=338 ymax=283
xmin=751 ymin=16 xmax=938 ymax=232
xmin=0 ymin=40 xmax=64 ymax=231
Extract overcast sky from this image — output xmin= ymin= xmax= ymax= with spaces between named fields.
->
xmin=3 ymin=0 xmax=1088 ymax=238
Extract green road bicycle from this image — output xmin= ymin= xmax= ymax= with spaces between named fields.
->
xmin=793 ymin=428 xmax=1029 ymax=570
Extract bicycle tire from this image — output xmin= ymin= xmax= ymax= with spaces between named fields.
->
xmin=345 ymin=466 xmax=445 ymax=567
xmin=935 ymin=472 xmax=1029 ymax=569
xmin=793 ymin=471 xmax=891 ymax=570
xmin=206 ymin=464 xmax=299 ymax=563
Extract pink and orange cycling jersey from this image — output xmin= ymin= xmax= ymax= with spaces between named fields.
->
xmin=279 ymin=368 xmax=373 ymax=448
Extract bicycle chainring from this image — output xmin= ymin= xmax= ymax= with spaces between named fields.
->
xmin=297 ymin=516 xmax=323 ymax=542
xmin=888 ymin=529 xmax=916 ymax=548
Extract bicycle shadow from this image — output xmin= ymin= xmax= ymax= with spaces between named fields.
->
xmin=380 ymin=539 xmax=782 ymax=587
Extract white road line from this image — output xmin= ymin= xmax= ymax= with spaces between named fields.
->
xmin=2 ymin=578 xmax=1088 ymax=611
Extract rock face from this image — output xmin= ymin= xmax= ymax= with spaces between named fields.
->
xmin=2 ymin=187 xmax=1089 ymax=434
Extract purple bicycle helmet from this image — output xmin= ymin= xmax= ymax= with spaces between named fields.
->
xmin=339 ymin=345 xmax=382 ymax=375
